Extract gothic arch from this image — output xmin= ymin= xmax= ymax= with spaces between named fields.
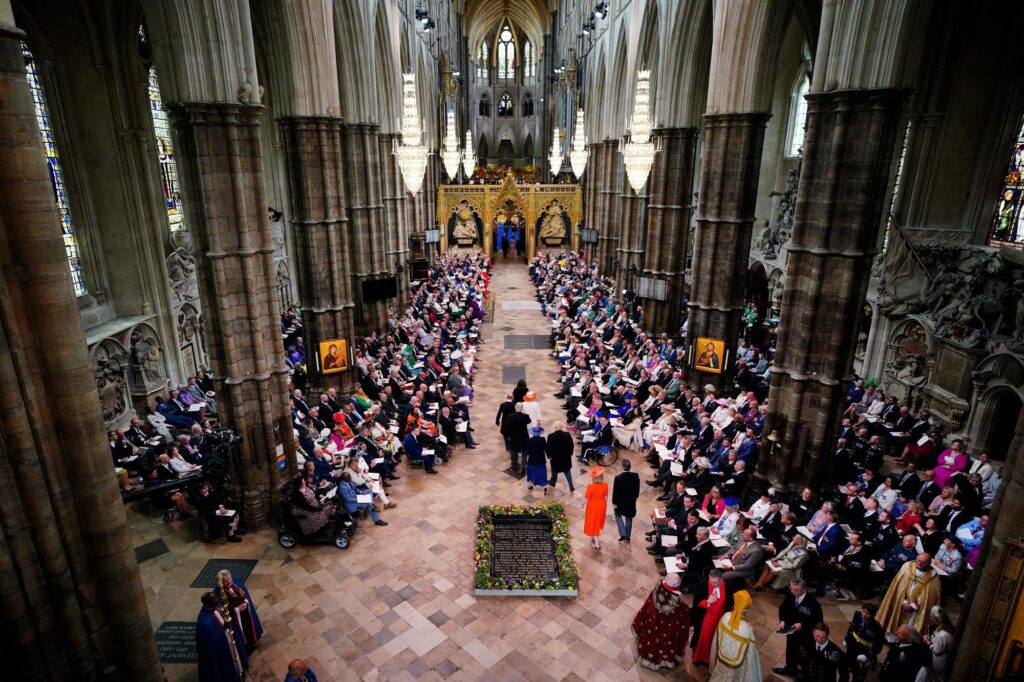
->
xmin=965 ymin=352 xmax=1024 ymax=457
xmin=374 ymin=0 xmax=400 ymax=132
xmin=656 ymin=0 xmax=713 ymax=127
xmin=637 ymin=0 xmax=661 ymax=118
xmin=608 ymin=27 xmax=630 ymax=144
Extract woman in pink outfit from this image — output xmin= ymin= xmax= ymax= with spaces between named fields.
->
xmin=933 ymin=439 xmax=968 ymax=488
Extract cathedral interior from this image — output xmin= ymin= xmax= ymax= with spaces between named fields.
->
xmin=2 ymin=0 xmax=1024 ymax=680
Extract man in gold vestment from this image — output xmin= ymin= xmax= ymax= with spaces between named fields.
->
xmin=876 ymin=553 xmax=942 ymax=635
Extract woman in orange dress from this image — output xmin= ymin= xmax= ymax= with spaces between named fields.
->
xmin=584 ymin=467 xmax=609 ymax=549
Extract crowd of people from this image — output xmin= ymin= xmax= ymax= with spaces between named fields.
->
xmin=529 ymin=250 xmax=988 ymax=681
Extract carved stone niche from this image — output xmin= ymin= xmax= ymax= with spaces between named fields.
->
xmin=882 ymin=318 xmax=932 ymax=409
xmin=129 ymin=324 xmax=168 ymax=414
xmin=91 ymin=339 xmax=131 ymax=429
xmin=922 ymin=336 xmax=985 ymax=431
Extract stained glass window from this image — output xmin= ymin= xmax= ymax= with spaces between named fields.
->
xmin=787 ymin=76 xmax=810 ymax=157
xmin=497 ymin=26 xmax=515 ymax=81
xmin=476 ymin=42 xmax=488 ymax=85
xmin=146 ymin=67 xmax=186 ymax=233
xmin=498 ymin=93 xmax=513 ymax=117
xmin=524 ymin=40 xmax=535 ymax=80
xmin=22 ymin=42 xmax=86 ymax=296
xmin=989 ymin=115 xmax=1024 ymax=247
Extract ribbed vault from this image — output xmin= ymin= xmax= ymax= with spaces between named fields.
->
xmin=465 ymin=0 xmax=549 ymax=52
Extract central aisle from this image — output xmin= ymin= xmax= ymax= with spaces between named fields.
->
xmin=139 ymin=261 xmax=853 ymax=681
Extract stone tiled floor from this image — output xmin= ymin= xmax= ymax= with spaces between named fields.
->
xmin=129 ymin=261 xmax=865 ymax=681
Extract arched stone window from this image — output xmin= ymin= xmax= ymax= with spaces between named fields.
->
xmin=990 ymin=115 xmax=1024 ymax=247
xmin=522 ymin=93 xmax=534 ymax=117
xmin=145 ymin=63 xmax=187 ymax=235
xmin=21 ymin=42 xmax=86 ymax=296
xmin=498 ymin=92 xmax=513 ymax=117
xmin=786 ymin=75 xmax=810 ymax=158
xmin=523 ymin=40 xmax=535 ymax=80
xmin=476 ymin=41 xmax=489 ymax=86
xmin=479 ymin=94 xmax=490 ymax=117
xmin=497 ymin=25 xmax=515 ymax=81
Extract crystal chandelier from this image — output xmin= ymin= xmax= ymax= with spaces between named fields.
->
xmin=461 ymin=130 xmax=476 ymax=179
xmin=568 ymin=108 xmax=588 ymax=178
xmin=440 ymin=110 xmax=461 ymax=181
xmin=394 ymin=72 xmax=430 ymax=194
xmin=621 ymin=69 xmax=657 ymax=192
xmin=549 ymin=127 xmax=562 ymax=179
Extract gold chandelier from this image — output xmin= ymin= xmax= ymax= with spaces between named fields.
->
xmin=440 ymin=110 xmax=461 ymax=181
xmin=568 ymin=107 xmax=588 ymax=178
xmin=622 ymin=69 xmax=656 ymax=192
xmin=462 ymin=130 xmax=475 ymax=179
xmin=394 ymin=72 xmax=430 ymax=194
xmin=549 ymin=127 xmax=563 ymax=179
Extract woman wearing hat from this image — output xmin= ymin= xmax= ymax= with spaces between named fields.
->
xmin=584 ymin=467 xmax=609 ymax=548
xmin=525 ymin=426 xmax=549 ymax=493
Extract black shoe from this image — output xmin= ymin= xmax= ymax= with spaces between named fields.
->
xmin=389 ymin=475 xmax=401 ymax=480
xmin=647 ymin=548 xmax=661 ymax=555
xmin=383 ymin=482 xmax=392 ymax=488
xmin=618 ymin=536 xmax=625 ymax=542
xmin=624 ymin=537 xmax=630 ymax=543
xmin=645 ymin=480 xmax=659 ymax=487
xmin=227 ymin=535 xmax=243 ymax=543
xmin=374 ymin=520 xmax=389 ymax=526
xmin=772 ymin=667 xmax=795 ymax=676
xmin=656 ymin=494 xmax=671 ymax=501
xmin=659 ymin=570 xmax=667 ymax=577
xmin=426 ymin=470 xmax=439 ymax=474
xmin=466 ymin=445 xmax=477 ymax=449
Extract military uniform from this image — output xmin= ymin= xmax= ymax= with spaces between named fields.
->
xmin=842 ymin=612 xmax=884 ymax=681
xmin=802 ymin=639 xmax=848 ymax=681
xmin=878 ymin=642 xmax=925 ymax=681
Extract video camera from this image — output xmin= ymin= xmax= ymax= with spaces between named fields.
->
xmin=201 ymin=427 xmax=244 ymax=448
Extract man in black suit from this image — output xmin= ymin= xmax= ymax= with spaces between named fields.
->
xmin=495 ymin=393 xmax=516 ymax=452
xmin=671 ymin=526 xmax=715 ymax=584
xmin=936 ymin=496 xmax=970 ymax=535
xmin=914 ymin=470 xmax=939 ymax=507
xmin=774 ymin=578 xmax=823 ymax=677
xmin=895 ymin=463 xmax=921 ymax=498
xmin=545 ymin=423 xmax=576 ymax=492
xmin=612 ymin=460 xmax=641 ymax=542
xmin=802 ymin=622 xmax=847 ymax=681
xmin=503 ymin=403 xmax=532 ymax=474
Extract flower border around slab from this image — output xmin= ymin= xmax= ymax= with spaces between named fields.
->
xmin=474 ymin=503 xmax=579 ymax=596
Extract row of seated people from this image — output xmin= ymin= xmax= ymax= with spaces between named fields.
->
xmin=278 ymin=253 xmax=491 ymax=537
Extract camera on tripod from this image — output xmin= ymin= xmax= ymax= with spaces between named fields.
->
xmin=201 ymin=427 xmax=244 ymax=448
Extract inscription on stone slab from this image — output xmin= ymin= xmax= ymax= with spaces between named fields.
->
xmin=155 ymin=621 xmax=197 ymax=664
xmin=490 ymin=515 xmax=558 ymax=581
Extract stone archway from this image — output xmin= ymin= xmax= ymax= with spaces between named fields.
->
xmin=967 ymin=351 xmax=1024 ymax=459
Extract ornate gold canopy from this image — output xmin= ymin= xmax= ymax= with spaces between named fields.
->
xmin=436 ymin=172 xmax=582 ymax=257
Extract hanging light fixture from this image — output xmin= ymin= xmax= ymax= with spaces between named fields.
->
xmin=440 ymin=110 xmax=461 ymax=181
xmin=461 ymin=129 xmax=476 ymax=179
xmin=549 ymin=127 xmax=563 ymax=179
xmin=394 ymin=71 xmax=430 ymax=194
xmin=621 ymin=69 xmax=657 ymax=192
xmin=568 ymin=108 xmax=588 ymax=178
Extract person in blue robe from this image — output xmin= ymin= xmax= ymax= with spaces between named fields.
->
xmin=196 ymin=592 xmax=246 ymax=682
xmin=284 ymin=659 xmax=320 ymax=682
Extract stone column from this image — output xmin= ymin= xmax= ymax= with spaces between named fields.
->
xmin=343 ymin=122 xmax=388 ymax=333
xmin=762 ymin=89 xmax=908 ymax=488
xmin=0 ymin=24 xmax=161 ymax=679
xmin=615 ymin=182 xmax=648 ymax=296
xmin=379 ymin=132 xmax=410 ymax=305
xmin=581 ymin=141 xmax=599 ymax=260
xmin=596 ymin=141 xmax=620 ymax=274
xmin=642 ymin=127 xmax=699 ymax=335
xmin=952 ymin=408 xmax=1024 ymax=679
xmin=279 ymin=115 xmax=354 ymax=385
xmin=686 ymin=112 xmax=770 ymax=389
xmin=169 ymin=102 xmax=295 ymax=526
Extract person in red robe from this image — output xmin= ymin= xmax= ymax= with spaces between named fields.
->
xmin=691 ymin=569 xmax=730 ymax=667
xmin=632 ymin=573 xmax=691 ymax=671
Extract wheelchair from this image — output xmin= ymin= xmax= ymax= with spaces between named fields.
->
xmin=579 ymin=442 xmax=620 ymax=468
xmin=275 ymin=484 xmax=357 ymax=550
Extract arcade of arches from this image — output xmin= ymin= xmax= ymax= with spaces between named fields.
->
xmin=1 ymin=0 xmax=1024 ymax=680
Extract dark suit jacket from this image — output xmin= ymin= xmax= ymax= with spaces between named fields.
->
xmin=545 ymin=429 xmax=575 ymax=472
xmin=504 ymin=412 xmax=532 ymax=451
xmin=611 ymin=472 xmax=641 ymax=517
xmin=495 ymin=400 xmax=516 ymax=430
xmin=684 ymin=539 xmax=715 ymax=580
xmin=779 ymin=592 xmax=823 ymax=633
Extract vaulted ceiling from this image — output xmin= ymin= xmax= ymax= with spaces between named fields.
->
xmin=464 ymin=0 xmax=550 ymax=53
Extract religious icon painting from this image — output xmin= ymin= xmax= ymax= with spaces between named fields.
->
xmin=694 ymin=337 xmax=725 ymax=374
xmin=319 ymin=338 xmax=349 ymax=374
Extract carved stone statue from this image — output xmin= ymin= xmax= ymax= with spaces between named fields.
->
xmin=93 ymin=343 xmax=128 ymax=424
xmin=538 ymin=204 xmax=567 ymax=243
xmin=451 ymin=204 xmax=479 ymax=244
xmin=166 ymin=247 xmax=198 ymax=306
xmin=131 ymin=328 xmax=165 ymax=388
